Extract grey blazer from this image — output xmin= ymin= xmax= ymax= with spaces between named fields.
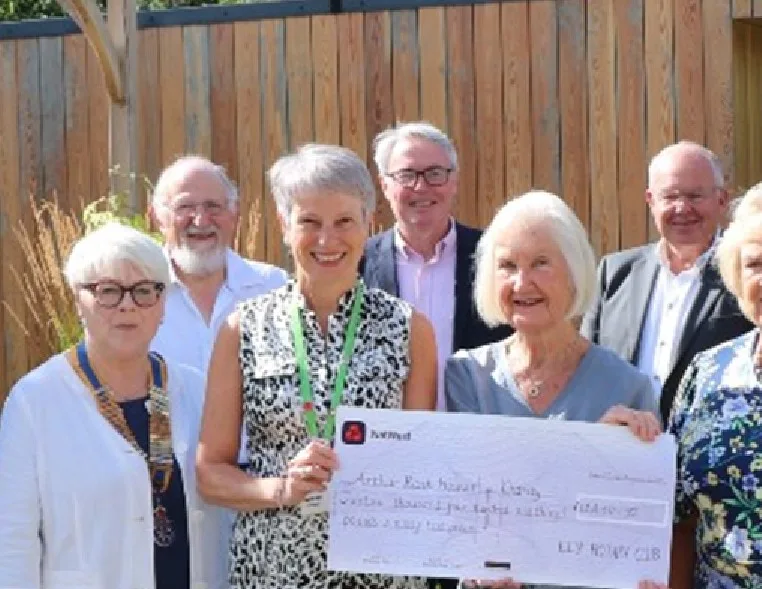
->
xmin=580 ymin=243 xmax=754 ymax=424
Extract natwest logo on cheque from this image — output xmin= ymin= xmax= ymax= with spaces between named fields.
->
xmin=340 ymin=420 xmax=412 ymax=445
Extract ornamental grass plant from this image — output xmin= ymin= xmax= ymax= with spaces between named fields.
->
xmin=1 ymin=186 xmax=263 ymax=407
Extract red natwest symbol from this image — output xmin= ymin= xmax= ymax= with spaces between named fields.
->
xmin=341 ymin=421 xmax=366 ymax=445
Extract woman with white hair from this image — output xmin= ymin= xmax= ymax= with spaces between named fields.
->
xmin=196 ymin=143 xmax=436 ymax=589
xmin=0 ymin=223 xmax=228 ymax=589
xmin=668 ymin=183 xmax=762 ymax=588
xmin=445 ymin=191 xmax=663 ymax=589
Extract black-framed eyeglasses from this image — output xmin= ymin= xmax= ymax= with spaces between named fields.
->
xmin=80 ymin=280 xmax=166 ymax=309
xmin=386 ymin=165 xmax=453 ymax=188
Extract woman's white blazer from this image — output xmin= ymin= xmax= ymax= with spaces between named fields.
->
xmin=0 ymin=353 xmax=230 ymax=589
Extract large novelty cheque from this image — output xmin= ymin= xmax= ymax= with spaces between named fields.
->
xmin=327 ymin=407 xmax=676 ymax=589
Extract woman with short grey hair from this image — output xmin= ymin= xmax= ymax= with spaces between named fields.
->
xmin=196 ymin=143 xmax=436 ymax=589
xmin=444 ymin=191 xmax=664 ymax=589
xmin=0 ymin=222 xmax=229 ymax=589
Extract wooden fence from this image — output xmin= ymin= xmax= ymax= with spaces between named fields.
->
xmin=0 ymin=0 xmax=761 ymax=396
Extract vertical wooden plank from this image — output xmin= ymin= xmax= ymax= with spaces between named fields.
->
xmin=587 ymin=0 xmax=618 ymax=255
xmin=64 ymin=35 xmax=90 ymax=208
xmin=365 ymin=11 xmax=394 ymax=229
xmin=87 ymin=38 xmax=109 ymax=201
xmin=313 ymin=15 xmax=340 ymax=146
xmin=734 ymin=24 xmax=750 ymax=191
xmin=17 ymin=39 xmax=42 ymax=204
xmin=184 ymin=25 xmax=212 ymax=157
xmin=418 ymin=8 xmax=447 ymax=131
xmin=445 ymin=6 xmax=477 ymax=227
xmin=502 ymin=1 xmax=532 ymax=201
xmin=337 ymin=14 xmax=366 ymax=159
xmin=286 ymin=16 xmax=314 ymax=149
xmin=615 ymin=0 xmax=648 ymax=250
xmin=261 ymin=19 xmax=288 ymax=266
xmin=473 ymin=3 xmax=503 ymax=225
xmin=39 ymin=37 xmax=66 ymax=202
xmin=391 ymin=10 xmax=420 ymax=123
xmin=234 ymin=21 xmax=266 ymax=263
xmin=558 ymin=0 xmax=589 ymax=230
xmin=138 ymin=29 xmax=161 ymax=203
xmin=733 ymin=0 xmax=753 ymax=18
xmin=12 ymin=39 xmax=40 ymax=379
xmin=675 ymin=0 xmax=705 ymax=144
xmin=209 ymin=24 xmax=237 ymax=183
xmin=529 ymin=0 xmax=560 ymax=196
xmin=644 ymin=0 xmax=675 ymax=240
xmin=159 ymin=27 xmax=186 ymax=166
xmin=0 ymin=41 xmax=18 ymax=395
xmin=703 ymin=0 xmax=733 ymax=184
xmin=748 ymin=27 xmax=762 ymax=189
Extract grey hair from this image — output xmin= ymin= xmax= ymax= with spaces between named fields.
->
xmin=647 ymin=141 xmax=725 ymax=188
xmin=64 ymin=222 xmax=170 ymax=289
xmin=474 ymin=191 xmax=597 ymax=327
xmin=372 ymin=121 xmax=458 ymax=176
xmin=152 ymin=155 xmax=239 ymax=209
xmin=717 ymin=182 xmax=762 ymax=322
xmin=268 ymin=143 xmax=376 ymax=219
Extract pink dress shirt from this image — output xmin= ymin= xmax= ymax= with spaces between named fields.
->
xmin=393 ymin=222 xmax=457 ymax=410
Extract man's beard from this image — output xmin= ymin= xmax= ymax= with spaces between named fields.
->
xmin=170 ymin=243 xmax=227 ymax=276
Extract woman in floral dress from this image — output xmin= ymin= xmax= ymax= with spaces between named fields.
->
xmin=669 ymin=183 xmax=762 ymax=588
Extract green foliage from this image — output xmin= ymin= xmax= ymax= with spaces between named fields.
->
xmin=82 ymin=193 xmax=164 ymax=243
xmin=1 ymin=0 xmax=74 ymax=20
xmin=0 ymin=0 xmax=274 ymax=21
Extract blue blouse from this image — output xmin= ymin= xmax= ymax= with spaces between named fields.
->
xmin=120 ymin=397 xmax=190 ymax=589
xmin=669 ymin=329 xmax=762 ymax=588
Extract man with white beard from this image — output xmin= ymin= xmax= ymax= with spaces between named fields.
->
xmin=150 ymin=156 xmax=287 ymax=463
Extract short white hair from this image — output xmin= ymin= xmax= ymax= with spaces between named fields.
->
xmin=64 ymin=222 xmax=170 ymax=289
xmin=474 ymin=191 xmax=597 ymax=327
xmin=372 ymin=121 xmax=458 ymax=176
xmin=152 ymin=155 xmax=238 ymax=208
xmin=717 ymin=183 xmax=762 ymax=322
xmin=730 ymin=181 xmax=762 ymax=220
xmin=647 ymin=141 xmax=724 ymax=188
xmin=268 ymin=143 xmax=376 ymax=219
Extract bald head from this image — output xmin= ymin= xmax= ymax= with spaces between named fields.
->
xmin=647 ymin=141 xmax=724 ymax=190
xmin=152 ymin=155 xmax=238 ymax=209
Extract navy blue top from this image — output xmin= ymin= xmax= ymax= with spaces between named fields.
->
xmin=120 ymin=396 xmax=190 ymax=589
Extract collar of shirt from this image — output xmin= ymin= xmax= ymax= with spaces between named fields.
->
xmin=656 ymin=231 xmax=719 ymax=278
xmin=393 ymin=218 xmax=457 ymax=262
xmin=165 ymin=248 xmax=266 ymax=296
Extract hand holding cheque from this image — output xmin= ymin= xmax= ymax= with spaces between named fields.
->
xmin=276 ymin=440 xmax=338 ymax=509
xmin=325 ymin=407 xmax=676 ymax=589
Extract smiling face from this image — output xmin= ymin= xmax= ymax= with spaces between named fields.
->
xmin=646 ymin=149 xmax=727 ymax=253
xmin=380 ymin=136 xmax=457 ymax=239
xmin=76 ymin=263 xmax=166 ymax=361
xmin=154 ymin=164 xmax=238 ymax=276
xmin=494 ymin=220 xmax=575 ymax=334
xmin=280 ymin=191 xmax=369 ymax=286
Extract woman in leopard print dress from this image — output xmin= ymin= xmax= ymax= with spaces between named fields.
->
xmin=196 ymin=144 xmax=436 ymax=589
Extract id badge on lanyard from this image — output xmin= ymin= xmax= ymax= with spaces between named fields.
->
xmin=290 ymin=282 xmax=364 ymax=515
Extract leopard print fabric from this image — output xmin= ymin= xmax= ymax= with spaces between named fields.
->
xmin=230 ymin=279 xmax=427 ymax=589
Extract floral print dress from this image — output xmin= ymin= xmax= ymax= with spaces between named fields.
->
xmin=669 ymin=329 xmax=762 ymax=588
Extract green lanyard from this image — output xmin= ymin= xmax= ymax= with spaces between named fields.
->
xmin=290 ymin=282 xmax=364 ymax=441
